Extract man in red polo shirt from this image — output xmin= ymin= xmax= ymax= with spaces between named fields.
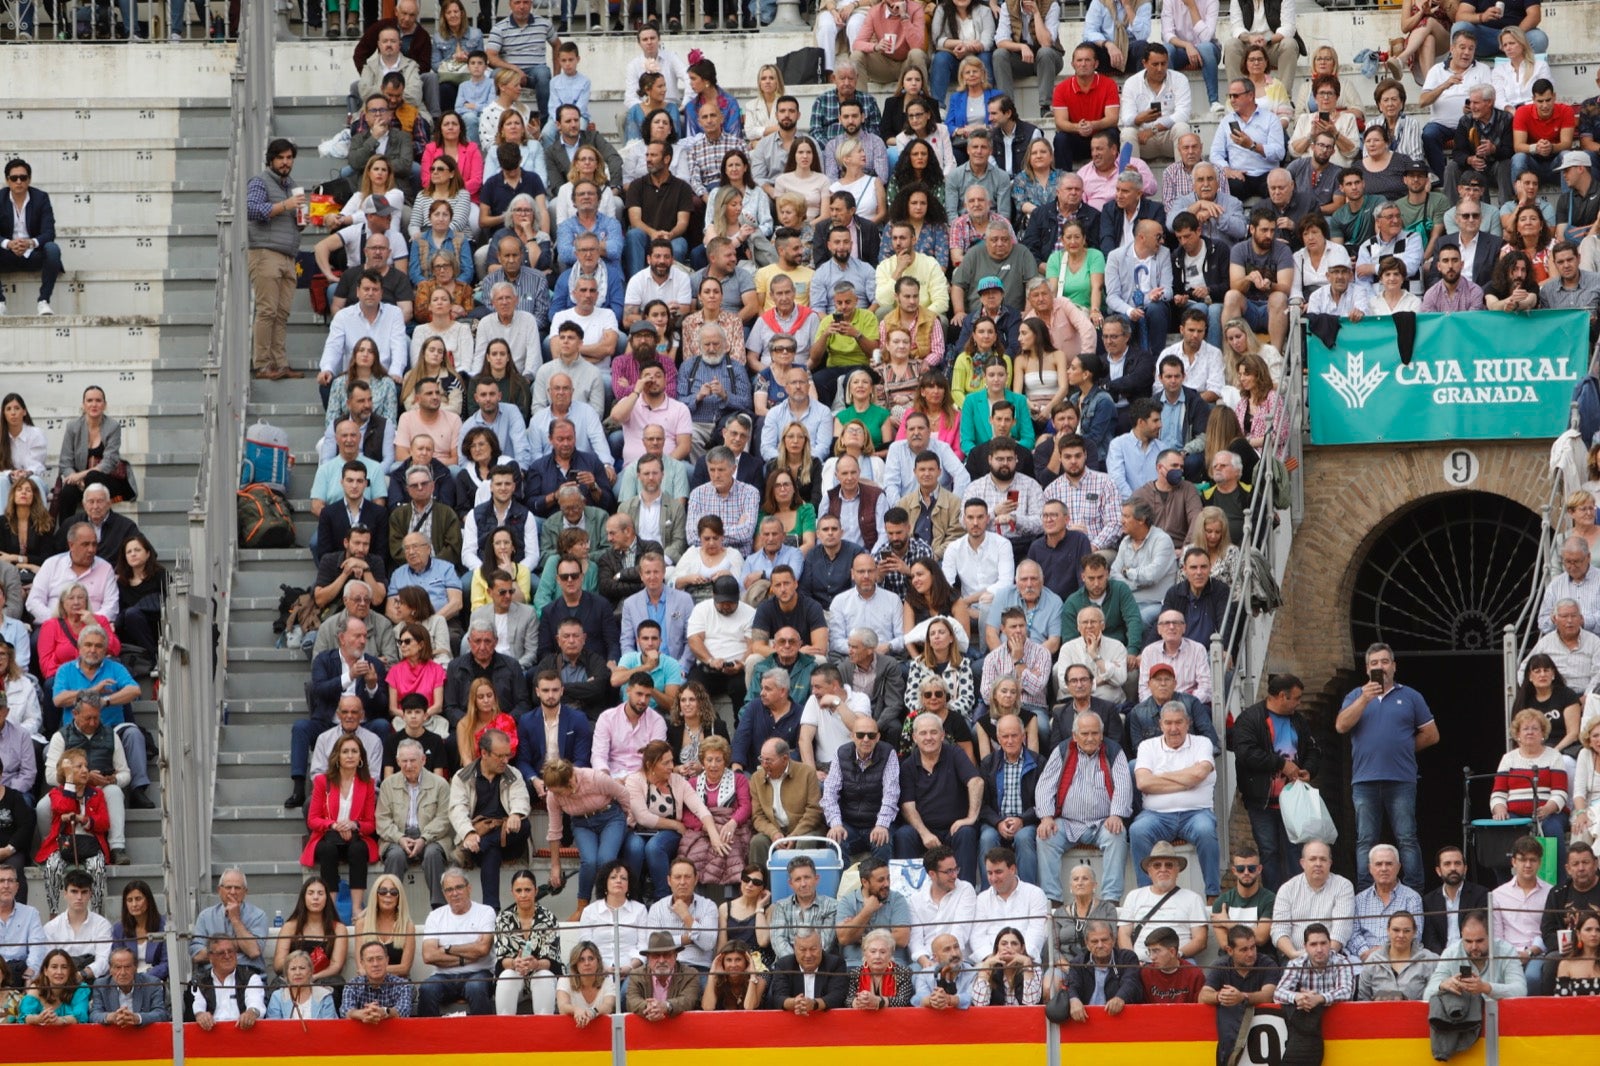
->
xmin=1052 ymin=42 xmax=1122 ymax=172
xmin=1511 ymin=78 xmax=1576 ymax=188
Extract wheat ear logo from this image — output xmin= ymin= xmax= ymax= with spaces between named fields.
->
xmin=1321 ymin=351 xmax=1388 ymax=409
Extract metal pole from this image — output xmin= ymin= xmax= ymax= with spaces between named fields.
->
xmin=165 ymin=925 xmax=186 ymax=1065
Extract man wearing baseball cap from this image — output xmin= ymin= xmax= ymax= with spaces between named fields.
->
xmin=1305 ymin=243 xmax=1363 ymax=318
xmin=1557 ymin=149 xmax=1600 ymax=242
xmin=685 ymin=574 xmax=757 ymax=717
xmin=952 ymin=274 xmax=1023 ymax=357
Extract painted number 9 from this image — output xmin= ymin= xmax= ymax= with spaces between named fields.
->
xmin=1241 ymin=1014 xmax=1288 ymax=1066
xmin=1444 ymin=449 xmax=1479 ymax=488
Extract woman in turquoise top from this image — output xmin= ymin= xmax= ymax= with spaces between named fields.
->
xmin=960 ymin=359 xmax=1036 ymax=455
xmin=834 ymin=369 xmax=894 ymax=453
xmin=1043 ymin=219 xmax=1106 ymax=327
xmin=18 ymin=950 xmax=90 ymax=1025
xmin=1010 ymin=139 xmax=1065 ymax=231
xmin=533 ymin=529 xmax=600 ymax=613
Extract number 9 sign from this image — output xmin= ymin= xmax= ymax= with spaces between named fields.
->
xmin=1239 ymin=1012 xmax=1288 ymax=1066
xmin=1442 ymin=449 xmax=1479 ymax=488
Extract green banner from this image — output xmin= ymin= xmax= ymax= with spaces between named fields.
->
xmin=1306 ymin=309 xmax=1587 ymax=445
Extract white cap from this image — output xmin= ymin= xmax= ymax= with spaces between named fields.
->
xmin=1322 ymin=244 xmax=1352 ymax=271
xmin=1561 ymin=150 xmax=1593 ymax=171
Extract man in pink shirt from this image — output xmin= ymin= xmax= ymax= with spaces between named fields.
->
xmin=591 ymin=673 xmax=668 ymax=779
xmin=849 ymin=0 xmax=929 ymax=86
xmin=611 ymin=357 xmax=694 ymax=466
xmin=395 ymin=378 xmax=464 ymax=466
xmin=1076 ymin=130 xmax=1157 ymax=211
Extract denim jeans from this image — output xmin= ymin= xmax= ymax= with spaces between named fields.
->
xmin=637 ymin=829 xmax=683 ymax=901
xmin=1038 ymin=819 xmax=1129 ymax=902
xmin=419 ymin=970 xmax=495 ymax=1016
xmin=1352 ymin=780 xmax=1423 ymax=893
xmin=1130 ymin=808 xmax=1220 ymax=895
xmin=624 ymin=228 xmax=689 ymax=278
xmin=1451 ymin=21 xmax=1548 ymax=57
xmin=1422 ymin=121 xmax=1454 ymax=179
xmin=837 ymin=824 xmax=893 ymax=865
xmin=1246 ymin=806 xmax=1300 ymax=892
xmin=1512 ymin=150 xmax=1565 ymax=187
xmin=893 ymin=822 xmax=981 ymax=885
xmin=979 ymin=824 xmax=1040 ymax=888
xmin=569 ymin=803 xmax=629 ymax=900
xmin=1169 ymin=40 xmax=1222 ymax=105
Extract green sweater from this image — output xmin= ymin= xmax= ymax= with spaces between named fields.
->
xmin=1060 ymin=577 xmax=1144 ymax=650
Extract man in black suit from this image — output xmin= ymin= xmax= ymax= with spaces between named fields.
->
xmin=1170 ymin=211 xmax=1230 ymax=349
xmin=1098 ymin=172 xmax=1167 ymax=255
xmin=71 ymin=483 xmax=139 ymax=564
xmin=1426 ymin=202 xmax=1499 ymax=289
xmin=688 ymin=413 xmax=765 ymax=493
xmin=1101 ymin=315 xmax=1157 ymax=433
xmin=767 ymin=930 xmax=850 ymax=1013
xmin=1420 ymin=844 xmax=1489 ymax=954
xmin=289 ymin=614 xmax=388 ymax=807
xmin=314 ymin=460 xmax=388 ymax=564
xmin=988 ymin=95 xmax=1045 ymax=174
xmin=810 ymin=190 xmax=881 ymax=267
xmin=0 ymin=158 xmax=62 ymax=317
xmin=1055 ymin=919 xmax=1141 ymax=1021
xmin=1020 ymin=172 xmax=1099 ymax=265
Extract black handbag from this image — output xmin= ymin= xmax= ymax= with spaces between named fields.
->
xmin=777 ymin=47 xmax=827 ymax=86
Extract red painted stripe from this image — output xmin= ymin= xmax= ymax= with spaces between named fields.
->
xmin=1500 ymin=998 xmax=1600 ymax=1036
xmin=183 ymin=1018 xmax=613 ymax=1056
xmin=623 ymin=1007 xmax=1045 ymax=1050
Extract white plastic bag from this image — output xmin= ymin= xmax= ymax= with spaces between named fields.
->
xmin=318 ymin=127 xmax=351 ymax=160
xmin=1281 ymin=781 xmax=1338 ymax=845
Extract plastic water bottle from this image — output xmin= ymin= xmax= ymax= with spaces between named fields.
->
xmin=273 ymin=910 xmax=284 ymax=929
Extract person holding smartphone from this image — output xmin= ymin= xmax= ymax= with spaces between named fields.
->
xmin=1334 ymin=644 xmax=1440 ymax=895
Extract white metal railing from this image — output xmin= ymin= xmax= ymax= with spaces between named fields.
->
xmin=160 ymin=0 xmax=274 ymax=992
xmin=1206 ymin=302 xmax=1307 ymax=843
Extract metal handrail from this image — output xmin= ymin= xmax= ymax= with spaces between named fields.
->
xmin=1204 ymin=303 xmax=1307 ymax=843
xmin=160 ymin=0 xmax=273 ymax=979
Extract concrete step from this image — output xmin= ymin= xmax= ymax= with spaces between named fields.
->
xmin=54 ymin=226 xmax=220 ymax=271
xmin=223 ymin=658 xmax=314 ymax=702
xmin=1 ymin=269 xmax=216 ymax=318
xmin=0 ymin=99 xmax=226 ymax=140
xmin=25 ymin=140 xmax=227 ymax=187
xmin=220 ymin=723 xmax=295 ymax=756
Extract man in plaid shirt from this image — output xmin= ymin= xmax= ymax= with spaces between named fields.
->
xmin=342 ymin=939 xmax=414 ymax=1020
xmin=1044 ymin=434 xmax=1124 ymax=550
xmin=809 ymin=60 xmax=884 ymax=143
xmin=680 ymin=101 xmax=747 ymax=199
xmin=688 ymin=447 xmax=762 ymax=554
xmin=873 ymin=506 xmax=934 ymax=597
xmin=1273 ymin=924 xmax=1354 ymax=1010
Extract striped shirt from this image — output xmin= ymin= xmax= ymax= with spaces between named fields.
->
xmin=1273 ymin=954 xmax=1354 ymax=1004
xmin=486 ymin=12 xmax=554 ymax=71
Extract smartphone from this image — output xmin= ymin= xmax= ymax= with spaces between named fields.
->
xmin=1319 ymin=111 xmax=1331 ymax=124
xmin=1368 ymin=669 xmax=1384 ymax=686
xmin=1230 ymin=119 xmax=1242 ymax=133
xmin=1152 ymin=101 xmax=1162 ymax=115
xmin=1006 ymin=489 xmax=1020 ymax=504
xmin=1459 ymin=965 xmax=1473 ymax=979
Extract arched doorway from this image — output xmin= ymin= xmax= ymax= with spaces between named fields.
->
xmin=1347 ymin=492 xmax=1542 ymax=879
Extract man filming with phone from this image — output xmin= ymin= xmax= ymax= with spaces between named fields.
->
xmin=1335 ymin=644 xmax=1440 ymax=896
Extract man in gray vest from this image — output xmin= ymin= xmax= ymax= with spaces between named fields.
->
xmin=821 ymin=712 xmax=900 ymax=865
xmin=244 ymin=139 xmax=308 ymax=381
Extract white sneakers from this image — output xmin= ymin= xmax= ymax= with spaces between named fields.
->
xmin=1210 ymin=101 xmax=1225 ymax=115
xmin=36 ymin=300 xmax=53 ymax=316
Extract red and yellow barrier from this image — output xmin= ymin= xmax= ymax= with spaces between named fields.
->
xmin=5 ymin=1000 xmax=1594 ymax=1064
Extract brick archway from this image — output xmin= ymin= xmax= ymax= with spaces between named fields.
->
xmin=1266 ymin=441 xmax=1553 ymax=688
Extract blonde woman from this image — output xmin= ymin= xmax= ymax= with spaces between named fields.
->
xmin=830 ymin=137 xmax=885 ymax=225
xmin=551 ymin=145 xmax=623 ymax=225
xmin=744 ymin=64 xmax=787 ymax=142
xmin=1188 ymin=506 xmax=1242 ymax=588
xmin=402 ymin=330 xmax=468 ymax=416
xmin=1491 ymin=27 xmax=1550 ymax=112
xmin=822 ymin=420 xmax=888 ymax=492
xmin=1570 ymin=717 xmax=1600 ymax=844
xmin=1567 ymin=490 xmax=1600 ymax=566
xmin=350 ymin=872 xmax=416 ymax=977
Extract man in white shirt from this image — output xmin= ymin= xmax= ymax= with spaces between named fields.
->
xmin=1130 ymin=702 xmax=1220 ymax=898
xmin=908 ymin=845 xmax=977 ymax=966
xmin=942 ymin=499 xmax=1015 ymax=622
xmin=1119 ymin=45 xmax=1193 ymax=162
xmin=1270 ymin=839 xmax=1356 ymax=958
xmin=1529 ymin=599 xmax=1600 ymax=693
xmin=623 ymin=238 xmax=693 ymax=326
xmin=42 ymin=872 xmax=114 ymax=980
xmin=828 ymin=553 xmax=905 ymax=656
xmin=646 ymin=859 xmax=719 ymax=971
xmin=470 ymin=282 xmax=542 ymax=377
xmin=528 ymin=372 xmax=610 ymax=463
xmin=549 ymin=274 xmax=621 ymax=374
xmin=971 ymin=844 xmax=1049 ymax=960
xmin=417 ymin=868 xmax=497 ymax=1015
xmin=1157 ymin=307 xmax=1225 ymax=403
xmin=798 ymin=663 xmax=872 ymax=775
xmin=318 ymin=270 xmax=409 ymax=384
xmin=760 ymin=365 xmax=835 ymax=461
xmin=1118 ymin=841 xmax=1209 ymax=961
xmin=191 ymin=936 xmax=265 ymax=1030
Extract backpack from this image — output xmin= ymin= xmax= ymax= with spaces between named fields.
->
xmin=777 ymin=47 xmax=826 ymax=86
xmin=237 ymin=483 xmax=295 ymax=549
xmin=241 ymin=419 xmax=291 ymax=494
xmin=274 ymin=583 xmax=321 ymax=650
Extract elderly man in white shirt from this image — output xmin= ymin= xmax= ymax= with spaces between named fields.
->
xmin=1130 ymin=701 xmax=1221 ymax=898
xmin=1270 ymin=838 xmax=1356 ymax=959
xmin=829 ymin=552 xmax=905 ymax=656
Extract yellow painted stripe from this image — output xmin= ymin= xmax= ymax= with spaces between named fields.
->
xmin=1052 ymin=1037 xmax=1477 ymax=1066
xmin=190 ymin=1055 xmax=611 ymax=1066
xmin=630 ymin=1043 xmax=1039 ymax=1066
xmin=1055 ymin=1040 xmax=1217 ymax=1064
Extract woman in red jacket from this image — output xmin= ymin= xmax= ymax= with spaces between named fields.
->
xmin=300 ymin=735 xmax=378 ymax=916
xmin=36 ymin=748 xmax=110 ymax=914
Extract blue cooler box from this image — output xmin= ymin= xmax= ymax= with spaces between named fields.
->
xmin=767 ymin=836 xmax=845 ymax=902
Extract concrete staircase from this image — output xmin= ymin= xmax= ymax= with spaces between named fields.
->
xmin=0 ymin=55 xmax=230 ymax=909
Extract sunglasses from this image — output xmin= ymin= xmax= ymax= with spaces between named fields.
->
xmin=559 ymin=572 xmax=581 ymax=580
xmin=1233 ymin=864 xmax=1260 ymax=873
xmin=742 ymin=875 xmax=766 ymax=887
xmin=921 ymin=690 xmax=945 ymax=698
xmin=376 ymin=887 xmax=400 ymax=896
xmin=6 ymin=174 xmax=27 ymax=183
xmin=854 ymin=731 xmax=878 ymax=739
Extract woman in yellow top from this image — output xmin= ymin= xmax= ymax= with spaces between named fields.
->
xmin=947 ymin=318 xmax=1012 ymax=408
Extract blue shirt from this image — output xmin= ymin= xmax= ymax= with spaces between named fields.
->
xmin=1339 ymin=682 xmax=1434 ymax=784
xmin=390 ymin=557 xmax=462 ymax=612
xmin=460 ymin=404 xmax=534 ymax=469
xmin=1106 ymin=432 xmax=1161 ymax=498
xmin=741 ymin=545 xmax=807 ymax=581
xmin=985 ymin=586 xmax=1065 ymax=646
xmin=54 ymin=659 xmax=137 ymax=728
